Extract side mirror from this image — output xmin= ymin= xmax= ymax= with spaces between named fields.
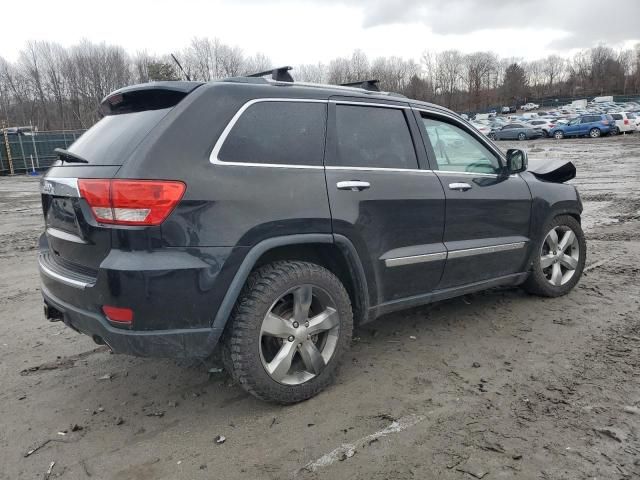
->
xmin=505 ymin=149 xmax=528 ymax=174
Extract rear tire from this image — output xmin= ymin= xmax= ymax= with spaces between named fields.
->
xmin=589 ymin=128 xmax=601 ymax=138
xmin=223 ymin=261 xmax=353 ymax=404
xmin=522 ymin=215 xmax=586 ymax=298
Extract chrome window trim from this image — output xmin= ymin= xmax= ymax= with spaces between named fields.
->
xmin=40 ymin=177 xmax=80 ymax=197
xmin=330 ymin=100 xmax=408 ymax=109
xmin=447 ymin=242 xmax=526 ymax=260
xmin=38 ymin=257 xmax=93 ymax=290
xmin=325 ymin=166 xmax=433 ymax=174
xmin=384 ymin=252 xmax=447 ymax=267
xmin=209 ymin=98 xmax=328 ymax=169
xmin=384 ymin=241 xmax=526 ymax=267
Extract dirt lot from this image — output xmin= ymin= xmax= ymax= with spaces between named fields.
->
xmin=1 ymin=135 xmax=639 ymax=480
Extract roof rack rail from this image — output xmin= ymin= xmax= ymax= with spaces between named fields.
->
xmin=247 ymin=66 xmax=294 ymax=83
xmin=340 ymin=80 xmax=380 ymax=92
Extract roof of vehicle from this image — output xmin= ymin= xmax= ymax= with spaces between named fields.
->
xmin=104 ymin=74 xmax=460 ymax=120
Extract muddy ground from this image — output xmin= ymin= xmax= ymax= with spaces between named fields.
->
xmin=1 ymin=135 xmax=639 ymax=480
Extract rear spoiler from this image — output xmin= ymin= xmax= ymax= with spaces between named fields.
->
xmin=100 ymin=81 xmax=204 ymax=115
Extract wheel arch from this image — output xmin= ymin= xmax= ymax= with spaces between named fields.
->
xmin=212 ymin=234 xmax=370 ymax=334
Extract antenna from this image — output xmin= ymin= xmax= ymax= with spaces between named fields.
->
xmin=171 ymin=54 xmax=191 ymax=81
xmin=247 ymin=66 xmax=294 ymax=82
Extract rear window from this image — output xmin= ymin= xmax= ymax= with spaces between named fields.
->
xmin=67 ymin=108 xmax=171 ymax=165
xmin=628 ymin=113 xmax=636 ymax=119
xmin=218 ymin=101 xmax=327 ymax=166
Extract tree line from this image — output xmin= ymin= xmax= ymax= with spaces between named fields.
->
xmin=1 ymin=37 xmax=639 ymax=130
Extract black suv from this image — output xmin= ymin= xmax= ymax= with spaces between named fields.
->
xmin=39 ymin=69 xmax=586 ymax=403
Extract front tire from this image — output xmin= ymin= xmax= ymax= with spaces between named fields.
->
xmin=518 ymin=132 xmax=526 ymax=141
xmin=223 ymin=261 xmax=353 ymax=404
xmin=554 ymin=130 xmax=564 ymax=139
xmin=522 ymin=215 xmax=586 ymax=297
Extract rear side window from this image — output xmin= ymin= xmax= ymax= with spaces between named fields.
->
xmin=611 ymin=114 xmax=622 ymax=120
xmin=331 ymin=105 xmax=418 ymax=169
xmin=218 ymin=101 xmax=326 ymax=166
xmin=68 ymin=108 xmax=171 ymax=165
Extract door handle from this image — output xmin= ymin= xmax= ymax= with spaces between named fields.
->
xmin=449 ymin=182 xmax=472 ymax=191
xmin=337 ymin=181 xmax=370 ymax=192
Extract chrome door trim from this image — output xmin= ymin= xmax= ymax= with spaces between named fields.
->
xmin=384 ymin=252 xmax=447 ymax=267
xmin=384 ymin=241 xmax=527 ymax=267
xmin=447 ymin=242 xmax=526 ymax=259
xmin=209 ymin=98 xmax=328 ymax=169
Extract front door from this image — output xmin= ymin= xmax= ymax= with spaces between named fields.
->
xmin=325 ymin=98 xmax=446 ymax=305
xmin=416 ymin=110 xmax=532 ymax=289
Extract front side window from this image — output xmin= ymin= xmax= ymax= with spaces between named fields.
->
xmin=218 ymin=101 xmax=326 ymax=166
xmin=331 ymin=105 xmax=418 ymax=169
xmin=421 ymin=116 xmax=502 ymax=175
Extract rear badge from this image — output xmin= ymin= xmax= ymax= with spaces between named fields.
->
xmin=41 ymin=181 xmax=54 ymax=195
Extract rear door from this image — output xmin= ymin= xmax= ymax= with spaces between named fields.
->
xmin=415 ymin=109 xmax=532 ymax=289
xmin=325 ymin=98 xmax=446 ymax=305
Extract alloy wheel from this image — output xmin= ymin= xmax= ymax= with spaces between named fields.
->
xmin=540 ymin=226 xmax=580 ymax=286
xmin=554 ymin=131 xmax=564 ymax=139
xmin=590 ymin=128 xmax=601 ymax=138
xmin=259 ymin=284 xmax=340 ymax=385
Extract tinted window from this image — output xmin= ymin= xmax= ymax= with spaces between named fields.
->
xmin=421 ymin=116 xmax=502 ymax=174
xmin=68 ymin=108 xmax=171 ymax=165
xmin=611 ymin=114 xmax=622 ymax=120
xmin=218 ymin=101 xmax=326 ymax=166
xmin=332 ymin=105 xmax=418 ymax=169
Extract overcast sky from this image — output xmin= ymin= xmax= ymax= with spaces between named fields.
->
xmin=1 ymin=0 xmax=638 ymax=64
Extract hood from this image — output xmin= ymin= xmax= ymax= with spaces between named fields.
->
xmin=527 ymin=158 xmax=576 ymax=183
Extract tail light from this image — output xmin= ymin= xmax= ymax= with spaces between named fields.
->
xmin=549 ymin=124 xmax=555 ymax=128
xmin=602 ymin=120 xmax=609 ymax=125
xmin=624 ymin=119 xmax=629 ymax=125
xmin=78 ymin=179 xmax=186 ymax=226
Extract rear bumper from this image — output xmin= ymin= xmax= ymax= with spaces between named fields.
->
xmin=42 ymin=285 xmax=223 ymax=358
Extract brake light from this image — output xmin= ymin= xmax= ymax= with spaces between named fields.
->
xmin=102 ymin=305 xmax=133 ymax=325
xmin=549 ymin=124 xmax=555 ymax=128
xmin=78 ymin=179 xmax=186 ymax=226
xmin=624 ymin=119 xmax=629 ymax=125
xmin=602 ymin=120 xmax=609 ymax=125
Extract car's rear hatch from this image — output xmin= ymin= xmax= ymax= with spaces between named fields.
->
xmin=40 ymin=82 xmax=202 ymax=280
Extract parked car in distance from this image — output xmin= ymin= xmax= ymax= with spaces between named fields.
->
xmin=38 ymin=74 xmax=586 ymax=403
xmin=471 ymin=122 xmax=492 ymax=136
xmin=521 ymin=102 xmax=540 ymax=111
xmin=488 ymin=123 xmax=543 ymax=141
xmin=527 ymin=119 xmax=556 ymax=136
xmin=548 ymin=114 xmax=614 ymax=139
xmin=610 ymin=112 xmax=637 ymax=134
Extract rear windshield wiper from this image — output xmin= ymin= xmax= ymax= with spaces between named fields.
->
xmin=54 ymin=148 xmax=89 ymax=164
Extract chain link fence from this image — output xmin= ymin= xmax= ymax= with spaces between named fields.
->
xmin=0 ymin=129 xmax=86 ymax=175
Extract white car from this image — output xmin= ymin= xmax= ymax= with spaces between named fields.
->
xmin=527 ymin=119 xmax=556 ymax=136
xmin=610 ymin=112 xmax=638 ymax=133
xmin=521 ymin=103 xmax=540 ymax=111
xmin=471 ymin=122 xmax=491 ymax=136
